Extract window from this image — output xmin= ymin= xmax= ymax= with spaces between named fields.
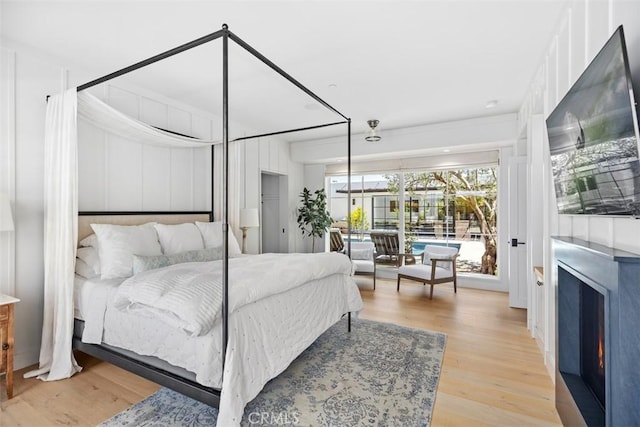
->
xmin=328 ymin=167 xmax=498 ymax=276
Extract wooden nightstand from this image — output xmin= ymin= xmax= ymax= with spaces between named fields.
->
xmin=1 ymin=294 xmax=19 ymax=400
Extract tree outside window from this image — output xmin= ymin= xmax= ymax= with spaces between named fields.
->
xmin=386 ymin=167 xmax=498 ymax=275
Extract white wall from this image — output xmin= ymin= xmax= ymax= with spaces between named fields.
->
xmin=0 ymin=45 xmax=63 ymax=370
xmin=0 ymin=40 xmax=307 ymax=370
xmin=257 ymin=138 xmax=305 ymax=254
xmin=518 ymin=0 xmax=640 ymax=379
xmin=78 ymin=84 xmax=214 ymax=213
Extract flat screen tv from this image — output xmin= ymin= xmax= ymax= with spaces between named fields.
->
xmin=546 ymin=25 xmax=640 ymax=216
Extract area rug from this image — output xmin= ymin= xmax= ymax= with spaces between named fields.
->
xmin=99 ymin=318 xmax=446 ymax=426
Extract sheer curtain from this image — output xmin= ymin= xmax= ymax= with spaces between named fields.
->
xmin=77 ymin=92 xmax=219 ymax=147
xmin=27 ymin=89 xmax=223 ymax=381
xmin=25 ymin=88 xmax=81 ymax=380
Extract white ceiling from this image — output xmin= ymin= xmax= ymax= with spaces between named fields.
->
xmin=1 ymin=0 xmax=566 ymax=142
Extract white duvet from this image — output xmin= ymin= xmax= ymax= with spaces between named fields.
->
xmin=94 ymin=251 xmax=362 ymax=426
xmin=112 ymin=252 xmax=353 ymax=336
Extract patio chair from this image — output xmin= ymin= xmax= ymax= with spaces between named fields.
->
xmin=329 ymin=228 xmax=345 ymax=253
xmin=349 ymin=241 xmax=376 ymax=289
xmin=370 ymin=231 xmax=402 ymax=268
xmin=397 ymin=245 xmax=459 ymax=298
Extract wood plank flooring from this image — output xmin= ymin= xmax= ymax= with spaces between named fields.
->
xmin=0 ymin=278 xmax=561 ymax=426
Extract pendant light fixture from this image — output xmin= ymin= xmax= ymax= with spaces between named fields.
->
xmin=365 ymin=119 xmax=381 ymax=142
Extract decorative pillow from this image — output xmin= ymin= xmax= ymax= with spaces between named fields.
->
xmin=91 ymin=223 xmax=162 ymax=279
xmin=195 ymin=221 xmax=242 ymax=255
xmin=154 ymin=223 xmax=205 ymax=255
xmin=79 ymin=233 xmax=98 ymax=248
xmin=132 ymin=254 xmax=171 ymax=275
xmin=168 ymin=246 xmax=223 ymax=264
xmin=350 ymin=247 xmax=373 ymax=260
xmin=76 ymin=246 xmax=101 ymax=275
xmin=75 ymin=258 xmax=99 ymax=279
xmin=422 ymin=245 xmax=458 ymax=270
xmin=132 ymin=247 xmax=224 ymax=274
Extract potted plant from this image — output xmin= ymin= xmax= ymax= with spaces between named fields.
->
xmin=296 ymin=187 xmax=333 ymax=253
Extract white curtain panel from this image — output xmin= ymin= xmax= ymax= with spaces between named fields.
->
xmin=28 ymin=89 xmax=229 ymax=382
xmin=24 ymin=88 xmax=82 ymax=381
xmin=77 ymin=92 xmax=220 ymax=147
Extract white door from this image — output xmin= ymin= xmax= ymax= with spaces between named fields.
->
xmin=261 ymin=173 xmax=280 ymax=253
xmin=508 ymin=156 xmax=528 ymax=308
xmin=261 ymin=173 xmax=288 ymax=253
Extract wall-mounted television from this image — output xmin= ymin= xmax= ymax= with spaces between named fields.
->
xmin=546 ymin=25 xmax=640 ymax=216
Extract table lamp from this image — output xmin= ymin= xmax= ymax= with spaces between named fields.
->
xmin=239 ymin=208 xmax=259 ymax=254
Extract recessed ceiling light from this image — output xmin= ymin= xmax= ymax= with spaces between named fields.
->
xmin=485 ymin=100 xmax=499 ymax=109
xmin=328 ymin=83 xmax=338 ymax=89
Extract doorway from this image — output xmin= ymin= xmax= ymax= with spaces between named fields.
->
xmin=261 ymin=172 xmax=288 ymax=253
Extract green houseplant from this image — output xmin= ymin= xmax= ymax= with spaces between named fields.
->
xmin=296 ymin=187 xmax=333 ymax=253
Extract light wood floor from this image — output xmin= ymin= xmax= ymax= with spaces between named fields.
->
xmin=1 ymin=278 xmax=561 ymax=426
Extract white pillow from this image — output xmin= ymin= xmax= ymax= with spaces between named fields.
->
xmin=350 ymin=247 xmax=373 ymax=260
xmin=75 ymin=258 xmax=99 ymax=279
xmin=195 ymin=221 xmax=242 ymax=255
xmin=422 ymin=245 xmax=458 ymax=270
xmin=91 ymin=223 xmax=162 ymax=279
xmin=154 ymin=223 xmax=205 ymax=255
xmin=79 ymin=233 xmax=98 ymax=248
xmin=76 ymin=246 xmax=101 ymax=275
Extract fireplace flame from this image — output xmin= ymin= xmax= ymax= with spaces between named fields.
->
xmin=598 ymin=335 xmax=604 ymax=370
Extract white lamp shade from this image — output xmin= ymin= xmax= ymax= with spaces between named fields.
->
xmin=240 ymin=208 xmax=260 ymax=228
xmin=0 ymin=193 xmax=14 ymax=232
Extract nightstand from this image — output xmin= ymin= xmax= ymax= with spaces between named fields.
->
xmin=0 ymin=294 xmax=19 ymax=399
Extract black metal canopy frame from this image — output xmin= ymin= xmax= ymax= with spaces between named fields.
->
xmin=69 ymin=24 xmax=353 ymax=406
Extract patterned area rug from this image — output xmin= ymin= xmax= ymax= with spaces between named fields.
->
xmin=100 ymin=318 xmax=446 ymax=426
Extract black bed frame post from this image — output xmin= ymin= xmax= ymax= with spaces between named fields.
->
xmin=210 ymin=146 xmax=215 ymax=222
xmin=221 ymin=24 xmax=230 ymax=377
xmin=347 ymin=118 xmax=352 ymax=333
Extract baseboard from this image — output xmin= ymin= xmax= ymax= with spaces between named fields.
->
xmin=545 ymin=351 xmax=556 ymax=384
xmin=457 ymin=275 xmax=507 ymax=292
xmin=534 ymin=332 xmax=545 ymax=354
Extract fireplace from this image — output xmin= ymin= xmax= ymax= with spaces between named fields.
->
xmin=580 ymin=284 xmax=605 ymax=412
xmin=553 ymin=237 xmax=640 ymax=427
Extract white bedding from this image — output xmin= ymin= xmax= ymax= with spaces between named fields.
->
xmin=75 ymin=252 xmax=363 ymax=427
xmin=73 ymin=275 xmax=124 ymax=343
xmin=113 ymin=252 xmax=354 ymax=336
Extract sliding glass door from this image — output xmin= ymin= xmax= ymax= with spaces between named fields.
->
xmin=328 ymin=166 xmax=498 ymax=277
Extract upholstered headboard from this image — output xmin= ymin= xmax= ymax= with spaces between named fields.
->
xmin=77 ymin=211 xmax=212 ymax=243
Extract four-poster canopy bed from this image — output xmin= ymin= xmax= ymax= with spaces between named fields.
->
xmin=34 ymin=24 xmax=359 ymax=425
